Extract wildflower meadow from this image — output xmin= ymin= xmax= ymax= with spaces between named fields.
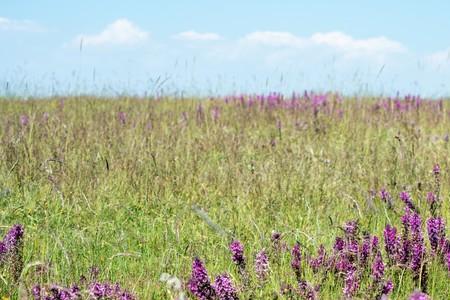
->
xmin=1 ymin=93 xmax=450 ymax=299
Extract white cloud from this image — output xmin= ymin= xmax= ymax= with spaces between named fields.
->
xmin=425 ymin=49 xmax=450 ymax=67
xmin=74 ymin=19 xmax=148 ymax=47
xmin=173 ymin=30 xmax=222 ymax=41
xmin=239 ymin=31 xmax=405 ymax=56
xmin=310 ymin=31 xmax=406 ymax=54
xmin=0 ymin=17 xmax=44 ymax=32
xmin=242 ymin=31 xmax=305 ymax=47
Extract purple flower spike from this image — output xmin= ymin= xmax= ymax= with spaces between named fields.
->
xmin=33 ymin=284 xmax=82 ymax=300
xmin=371 ymin=252 xmax=384 ymax=281
xmin=213 ymin=274 xmax=239 ymax=300
xmin=254 ymin=249 xmax=269 ymax=281
xmin=426 ymin=192 xmax=436 ymax=204
xmin=188 ymin=258 xmax=215 ymax=300
xmin=298 ymin=280 xmax=318 ymax=300
xmin=382 ymin=280 xmax=393 ymax=295
xmin=19 ymin=114 xmax=29 ymax=126
xmin=291 ymin=242 xmax=302 ymax=280
xmin=31 ymin=285 xmax=41 ymax=300
xmin=401 ymin=208 xmax=412 ymax=231
xmin=400 ymin=191 xmax=416 ymax=211
xmin=427 ymin=217 xmax=446 ymax=254
xmin=409 ymin=212 xmax=422 ymax=239
xmin=411 ymin=240 xmax=425 ymax=276
xmin=359 ymin=235 xmax=371 ymax=266
xmin=343 ymin=221 xmax=358 ymax=239
xmin=433 ymin=164 xmax=441 ymax=175
xmin=371 ymin=236 xmax=379 ymax=254
xmin=117 ymin=112 xmax=126 ymax=125
xmin=229 ymin=240 xmax=246 ymax=269
xmin=343 ymin=269 xmax=359 ymax=298
xmin=333 ymin=237 xmax=345 ymax=253
xmin=271 ymin=231 xmax=283 ymax=253
xmin=383 ymin=225 xmax=398 ymax=261
xmin=408 ymin=291 xmax=431 ymax=300
xmin=310 ymin=245 xmax=326 ymax=273
xmin=2 ymin=224 xmax=24 ymax=251
xmin=379 ymin=188 xmax=393 ymax=207
xmin=271 ymin=231 xmax=282 ymax=243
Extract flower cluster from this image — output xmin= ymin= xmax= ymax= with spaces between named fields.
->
xmin=188 ymin=258 xmax=216 ymax=300
xmin=31 ymin=282 xmax=135 ymax=300
xmin=0 ymin=224 xmax=24 ymax=260
xmin=229 ymin=240 xmax=245 ymax=269
xmin=188 ymin=258 xmax=238 ymax=300
xmin=254 ymin=249 xmax=269 ymax=281
xmin=189 ymin=194 xmax=450 ymax=300
xmin=0 ymin=224 xmax=24 ymax=282
xmin=31 ymin=284 xmax=81 ymax=300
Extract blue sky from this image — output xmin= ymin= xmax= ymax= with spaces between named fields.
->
xmin=2 ymin=1 xmax=450 ymax=97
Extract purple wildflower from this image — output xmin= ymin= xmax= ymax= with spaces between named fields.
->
xmin=346 ymin=239 xmax=359 ymax=259
xmin=427 ymin=217 xmax=446 ymax=254
xmin=433 ymin=164 xmax=441 ymax=175
xmin=271 ymin=231 xmax=282 ymax=244
xmin=411 ymin=240 xmax=425 ymax=276
xmin=426 ymin=192 xmax=436 ymax=205
xmin=0 ymin=224 xmax=24 ymax=280
xmin=410 ymin=212 xmax=422 ymax=239
xmin=298 ymin=280 xmax=318 ymax=300
xmin=254 ymin=249 xmax=269 ymax=281
xmin=229 ymin=240 xmax=245 ymax=269
xmin=343 ymin=269 xmax=359 ymax=298
xmin=382 ymin=280 xmax=393 ymax=295
xmin=343 ymin=221 xmax=358 ymax=239
xmin=117 ymin=112 xmax=126 ymax=125
xmin=371 ymin=252 xmax=384 ymax=282
xmin=33 ymin=284 xmax=81 ymax=300
xmin=2 ymin=224 xmax=24 ymax=252
xmin=310 ymin=245 xmax=326 ymax=273
xmin=359 ymin=235 xmax=371 ymax=266
xmin=19 ymin=114 xmax=29 ymax=126
xmin=379 ymin=188 xmax=393 ymax=208
xmin=213 ymin=274 xmax=239 ymax=300
xmin=271 ymin=231 xmax=283 ymax=253
xmin=31 ymin=285 xmax=41 ymax=300
xmin=408 ymin=291 xmax=431 ymax=300
xmin=291 ymin=242 xmax=302 ymax=280
xmin=188 ymin=258 xmax=215 ymax=300
xmin=398 ymin=238 xmax=412 ymax=266
xmin=400 ymin=191 xmax=416 ymax=211
xmin=333 ymin=237 xmax=345 ymax=253
xmin=89 ymin=282 xmax=114 ymax=298
xmin=383 ymin=225 xmax=398 ymax=261
xmin=334 ymin=253 xmax=353 ymax=274
xmin=371 ymin=236 xmax=379 ymax=255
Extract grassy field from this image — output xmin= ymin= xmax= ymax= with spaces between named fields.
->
xmin=0 ymin=94 xmax=449 ymax=299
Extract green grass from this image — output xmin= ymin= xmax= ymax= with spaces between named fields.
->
xmin=0 ymin=96 xmax=449 ymax=299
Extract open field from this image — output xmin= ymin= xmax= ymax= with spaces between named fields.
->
xmin=0 ymin=94 xmax=449 ymax=299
